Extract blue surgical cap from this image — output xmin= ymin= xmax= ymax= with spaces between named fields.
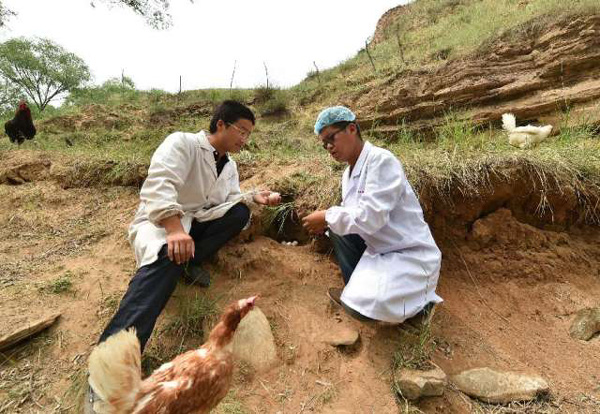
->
xmin=314 ymin=106 xmax=356 ymax=135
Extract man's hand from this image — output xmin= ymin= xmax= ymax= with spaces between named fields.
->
xmin=253 ymin=190 xmax=281 ymax=206
xmin=302 ymin=210 xmax=328 ymax=235
xmin=161 ymin=215 xmax=194 ymax=264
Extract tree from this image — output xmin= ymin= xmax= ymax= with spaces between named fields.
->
xmin=0 ymin=0 xmax=189 ymax=30
xmin=0 ymin=2 xmax=15 ymax=28
xmin=0 ymin=77 xmax=22 ymax=112
xmin=0 ymin=37 xmax=91 ymax=111
xmin=92 ymin=0 xmax=190 ymax=29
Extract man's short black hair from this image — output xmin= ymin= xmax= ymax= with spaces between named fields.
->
xmin=330 ymin=120 xmax=362 ymax=139
xmin=209 ymin=100 xmax=255 ymax=133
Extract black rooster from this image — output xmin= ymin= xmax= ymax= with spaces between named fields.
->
xmin=5 ymin=100 xmax=36 ymax=145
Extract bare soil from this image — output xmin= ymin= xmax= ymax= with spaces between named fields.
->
xmin=0 ymin=155 xmax=599 ymax=413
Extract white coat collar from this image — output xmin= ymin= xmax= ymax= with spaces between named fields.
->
xmin=197 ymin=131 xmax=217 ymax=152
xmin=197 ymin=131 xmax=218 ymax=178
xmin=350 ymin=141 xmax=372 ymax=178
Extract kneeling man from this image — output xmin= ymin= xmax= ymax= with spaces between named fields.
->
xmin=302 ymin=106 xmax=442 ymax=323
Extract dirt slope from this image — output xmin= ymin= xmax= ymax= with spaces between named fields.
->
xmin=355 ymin=15 xmax=600 ymax=134
xmin=0 ymin=155 xmax=599 ymax=413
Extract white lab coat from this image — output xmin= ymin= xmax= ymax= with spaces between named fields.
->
xmin=128 ymin=131 xmax=253 ymax=268
xmin=326 ymin=142 xmax=442 ymax=323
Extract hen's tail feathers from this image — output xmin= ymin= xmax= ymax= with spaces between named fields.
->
xmin=502 ymin=113 xmax=516 ymax=132
xmin=88 ymin=329 xmax=142 ymax=414
xmin=540 ymin=124 xmax=553 ymax=139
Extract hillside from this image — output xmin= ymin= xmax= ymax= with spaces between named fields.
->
xmin=295 ymin=0 xmax=600 ymax=135
xmin=1 ymin=1 xmax=600 ymax=413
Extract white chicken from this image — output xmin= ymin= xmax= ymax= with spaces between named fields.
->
xmin=502 ymin=113 xmax=553 ymax=149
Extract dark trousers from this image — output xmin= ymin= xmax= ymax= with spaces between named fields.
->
xmin=98 ymin=203 xmax=250 ymax=351
xmin=329 ymin=231 xmax=375 ymax=322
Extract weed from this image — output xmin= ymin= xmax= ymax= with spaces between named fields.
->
xmin=263 ymin=202 xmax=296 ymax=236
xmin=213 ymin=389 xmax=248 ymax=414
xmin=63 ymin=366 xmax=87 ymax=414
xmin=163 ymin=291 xmax=220 ymax=341
xmin=258 ymin=90 xmax=289 ymax=117
xmin=391 ymin=323 xmax=438 ymax=406
xmin=40 ymin=272 xmax=74 ymax=294
xmin=392 ymin=324 xmax=436 ymax=372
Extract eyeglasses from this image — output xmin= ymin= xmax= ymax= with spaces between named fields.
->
xmin=227 ymin=122 xmax=251 ymax=139
xmin=321 ymin=126 xmax=347 ymax=149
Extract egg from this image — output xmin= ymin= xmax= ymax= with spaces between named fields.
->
xmin=268 ymin=192 xmax=280 ymax=203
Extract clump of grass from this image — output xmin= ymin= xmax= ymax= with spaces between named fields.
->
xmin=253 ymin=85 xmax=277 ymax=105
xmin=254 ymin=85 xmax=289 ymax=117
xmin=263 ymin=201 xmax=296 ymax=236
xmin=142 ymin=292 xmax=220 ymax=375
xmin=213 ymin=389 xmax=248 ymax=414
xmin=391 ymin=324 xmax=438 ymax=406
xmin=436 ymin=111 xmax=480 ymax=150
xmin=164 ymin=292 xmax=220 ymax=340
xmin=40 ymin=272 xmax=74 ymax=294
xmin=318 ymin=385 xmax=337 ymax=405
xmin=63 ymin=366 xmax=88 ymax=414
xmin=392 ymin=324 xmax=436 ymax=373
xmin=98 ymin=292 xmax=121 ymax=318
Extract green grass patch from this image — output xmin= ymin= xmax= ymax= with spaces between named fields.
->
xmin=164 ymin=292 xmax=220 ymax=340
xmin=263 ymin=201 xmax=296 ymax=236
xmin=40 ymin=272 xmax=74 ymax=294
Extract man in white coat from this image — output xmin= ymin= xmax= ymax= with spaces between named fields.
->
xmin=96 ymin=101 xmax=280 ymax=350
xmin=86 ymin=101 xmax=280 ymax=411
xmin=302 ymin=106 xmax=442 ymax=323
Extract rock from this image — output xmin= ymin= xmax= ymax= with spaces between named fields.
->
xmin=470 ymin=217 xmax=495 ymax=246
xmin=322 ymin=326 xmax=359 ymax=347
xmin=232 ymin=306 xmax=278 ymax=372
xmin=394 ymin=364 xmax=447 ymax=400
xmin=569 ymin=308 xmax=600 ymax=341
xmin=452 ymin=367 xmax=549 ymax=404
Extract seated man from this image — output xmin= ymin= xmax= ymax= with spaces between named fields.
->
xmin=86 ymin=100 xmax=279 ymax=412
xmin=302 ymin=106 xmax=442 ymax=323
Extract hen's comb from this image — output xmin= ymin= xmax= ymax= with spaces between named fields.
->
xmin=238 ymin=296 xmax=258 ymax=308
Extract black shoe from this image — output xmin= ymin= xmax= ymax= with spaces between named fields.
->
xmin=183 ymin=264 xmax=211 ymax=287
xmin=404 ymin=302 xmax=437 ymax=330
xmin=327 ymin=287 xmax=343 ymax=307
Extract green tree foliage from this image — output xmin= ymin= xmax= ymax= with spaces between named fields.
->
xmin=92 ymin=0 xmax=178 ymax=29
xmin=0 ymin=0 xmax=182 ymax=29
xmin=0 ymin=37 xmax=91 ymax=111
xmin=0 ymin=2 xmax=15 ymax=28
xmin=0 ymin=78 xmax=22 ymax=112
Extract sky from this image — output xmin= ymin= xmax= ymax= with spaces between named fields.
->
xmin=1 ymin=0 xmax=408 ymax=93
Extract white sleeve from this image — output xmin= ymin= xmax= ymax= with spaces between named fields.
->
xmin=140 ymin=133 xmax=192 ymax=226
xmin=325 ymin=154 xmax=404 ymax=236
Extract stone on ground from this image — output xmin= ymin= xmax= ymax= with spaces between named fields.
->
xmin=452 ymin=367 xmax=549 ymax=404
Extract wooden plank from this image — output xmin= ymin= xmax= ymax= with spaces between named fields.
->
xmin=0 ymin=313 xmax=61 ymax=352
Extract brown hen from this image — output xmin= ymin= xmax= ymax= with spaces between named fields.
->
xmin=88 ymin=296 xmax=257 ymax=414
